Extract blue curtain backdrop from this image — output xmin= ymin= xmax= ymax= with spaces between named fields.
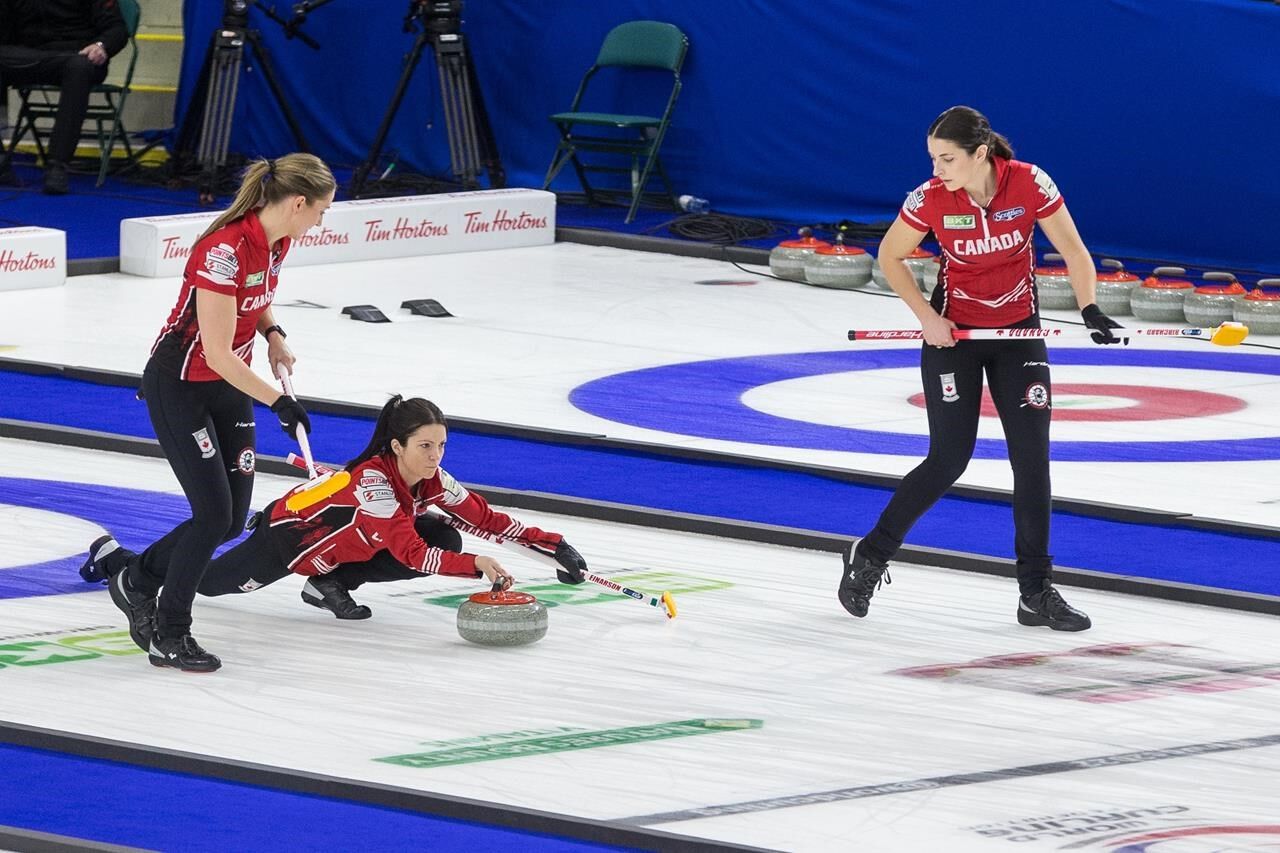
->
xmin=177 ymin=0 xmax=1280 ymax=272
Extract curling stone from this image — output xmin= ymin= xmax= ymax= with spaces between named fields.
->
xmin=1034 ymin=253 xmax=1077 ymax=310
xmin=456 ymin=585 xmax=547 ymax=647
xmin=904 ymin=247 xmax=938 ymax=293
xmin=1131 ymin=266 xmax=1195 ymax=322
xmin=769 ymin=228 xmax=830 ymax=281
xmin=1095 ymin=259 xmax=1140 ymax=317
xmin=803 ymin=234 xmax=872 ymax=289
xmin=1234 ymin=279 xmax=1280 ymax=336
xmin=1184 ymin=272 xmax=1246 ymax=328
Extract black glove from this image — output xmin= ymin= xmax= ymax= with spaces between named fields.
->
xmin=271 ymin=394 xmax=311 ymax=437
xmin=1081 ymin=303 xmax=1126 ymax=345
xmin=553 ymin=540 xmax=587 ymax=585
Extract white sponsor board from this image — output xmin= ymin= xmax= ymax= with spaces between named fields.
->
xmin=119 ymin=188 xmax=556 ymax=277
xmin=0 ymin=227 xmax=66 ymax=291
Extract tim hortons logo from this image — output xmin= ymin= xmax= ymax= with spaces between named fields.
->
xmin=295 ymin=227 xmax=350 ymax=247
xmin=0 ymin=249 xmax=58 ymax=272
xmin=363 ymin=218 xmax=447 ymax=242
xmin=463 ymin=209 xmax=549 ymax=234
xmin=162 ymin=236 xmax=192 ymax=260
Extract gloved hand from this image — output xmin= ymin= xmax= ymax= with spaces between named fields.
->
xmin=1081 ymin=303 xmax=1126 ymax=345
xmin=271 ymin=394 xmax=311 ymax=437
xmin=553 ymin=539 xmax=587 ymax=585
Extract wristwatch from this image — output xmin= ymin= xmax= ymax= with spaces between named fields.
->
xmin=263 ymin=324 xmax=287 ymax=340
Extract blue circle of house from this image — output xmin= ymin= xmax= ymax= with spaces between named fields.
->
xmin=568 ymin=348 xmax=1280 ymax=462
xmin=0 ymin=478 xmax=192 ymax=601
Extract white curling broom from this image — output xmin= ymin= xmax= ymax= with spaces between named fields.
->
xmin=284 ymin=454 xmax=678 ymax=619
xmin=277 ymin=370 xmax=351 ymax=512
xmin=847 ymin=321 xmax=1249 ymax=346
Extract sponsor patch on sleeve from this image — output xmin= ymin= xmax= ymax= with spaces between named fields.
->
xmin=438 ymin=468 xmax=470 ymax=506
xmin=197 ymin=242 xmax=240 ymax=287
xmin=903 ymin=183 xmax=928 ymax=214
xmin=1030 ymin=166 xmax=1061 ymax=206
xmin=354 ymin=470 xmax=398 ymax=518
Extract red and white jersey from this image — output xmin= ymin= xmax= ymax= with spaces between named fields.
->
xmin=150 ymin=209 xmax=291 ymax=381
xmin=264 ymin=453 xmax=562 ymax=578
xmin=899 ymin=157 xmax=1064 ymax=327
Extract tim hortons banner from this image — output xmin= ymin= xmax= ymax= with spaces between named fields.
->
xmin=120 ymin=188 xmax=555 ymax=278
xmin=0 ymin=227 xmax=66 ymax=291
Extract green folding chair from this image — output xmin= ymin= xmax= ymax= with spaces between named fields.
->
xmin=542 ymin=20 xmax=689 ymax=223
xmin=4 ymin=0 xmax=142 ymax=186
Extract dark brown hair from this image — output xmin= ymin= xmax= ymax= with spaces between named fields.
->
xmin=928 ymin=105 xmax=1014 ymax=160
xmin=346 ymin=396 xmax=448 ymax=470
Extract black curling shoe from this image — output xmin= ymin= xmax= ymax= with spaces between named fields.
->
xmin=149 ymin=633 xmax=222 ymax=672
xmin=837 ymin=542 xmax=891 ymax=618
xmin=301 ymin=577 xmax=372 ymax=620
xmin=109 ymin=569 xmax=156 ymax=652
xmin=81 ymin=535 xmax=125 ymax=584
xmin=1017 ymin=585 xmax=1092 ymax=632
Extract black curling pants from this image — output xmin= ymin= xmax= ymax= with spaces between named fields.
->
xmin=198 ymin=513 xmax=465 ymax=597
xmin=859 ymin=336 xmax=1055 ymax=595
xmin=0 ymin=47 xmax=109 ymax=163
xmin=330 ymin=516 xmax=464 ymax=589
xmin=129 ymin=361 xmax=256 ymax=637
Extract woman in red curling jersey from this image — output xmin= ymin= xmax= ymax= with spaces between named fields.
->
xmin=838 ymin=106 xmax=1123 ymax=632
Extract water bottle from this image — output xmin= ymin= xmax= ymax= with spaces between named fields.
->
xmin=678 ymin=194 xmax=711 ymax=215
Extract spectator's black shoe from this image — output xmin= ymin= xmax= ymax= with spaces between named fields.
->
xmin=837 ymin=541 xmax=891 ymax=618
xmin=109 ymin=569 xmax=156 ymax=651
xmin=149 ymin=633 xmax=221 ymax=672
xmin=302 ymin=577 xmax=372 ymax=620
xmin=1017 ymin=585 xmax=1092 ymax=632
xmin=42 ymin=160 xmax=69 ymax=195
xmin=80 ymin=535 xmax=131 ymax=584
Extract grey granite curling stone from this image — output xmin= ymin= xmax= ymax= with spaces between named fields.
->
xmin=457 ymin=585 xmax=548 ymax=646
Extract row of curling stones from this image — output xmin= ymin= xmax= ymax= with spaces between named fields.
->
xmin=769 ymin=229 xmax=937 ymax=292
xmin=1151 ymin=271 xmax=1280 ymax=333
xmin=457 ymin=581 xmax=547 ymax=646
xmin=870 ymin=250 xmax=939 ymax=294
xmin=1234 ymin=279 xmax=1280 ymax=335
xmin=1035 ymin=258 xmax=1280 ymax=333
xmin=1035 ymin=255 xmax=1140 ymax=315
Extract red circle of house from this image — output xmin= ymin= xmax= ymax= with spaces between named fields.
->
xmin=906 ymin=383 xmax=1246 ymax=421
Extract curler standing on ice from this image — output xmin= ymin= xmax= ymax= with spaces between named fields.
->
xmin=83 ymin=154 xmax=336 ymax=672
xmin=838 ymin=106 xmax=1113 ymax=632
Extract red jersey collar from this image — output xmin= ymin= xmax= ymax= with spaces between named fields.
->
xmin=237 ymin=208 xmax=266 ymax=254
xmin=990 ymin=155 xmax=1011 ymax=195
xmin=240 ymin=208 xmax=293 ymax=257
xmin=376 ymin=452 xmax=414 ymax=498
xmin=979 ymin=156 xmax=1012 ymax=207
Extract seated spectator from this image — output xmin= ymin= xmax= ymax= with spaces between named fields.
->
xmin=0 ymin=0 xmax=127 ymax=194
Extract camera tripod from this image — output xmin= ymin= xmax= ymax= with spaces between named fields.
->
xmin=175 ymin=1 xmax=317 ymax=203
xmin=350 ymin=2 xmax=504 ymax=196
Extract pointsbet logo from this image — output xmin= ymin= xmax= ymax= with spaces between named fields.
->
xmin=0 ymin=628 xmax=144 ymax=669
xmin=416 ymin=570 xmax=732 ymax=609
